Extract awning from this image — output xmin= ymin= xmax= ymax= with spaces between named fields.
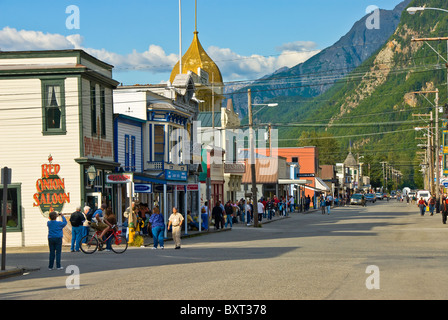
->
xmin=314 ymin=177 xmax=331 ymax=192
xmin=277 ymin=179 xmax=313 ymax=185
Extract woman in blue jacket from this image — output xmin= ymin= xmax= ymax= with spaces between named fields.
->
xmin=47 ymin=211 xmax=67 ymax=270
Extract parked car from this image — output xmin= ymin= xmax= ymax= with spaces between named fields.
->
xmin=350 ymin=193 xmax=364 ymax=205
xmin=365 ymin=193 xmax=376 ymax=203
xmin=375 ymin=192 xmax=383 ymax=200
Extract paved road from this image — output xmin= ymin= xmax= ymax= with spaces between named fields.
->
xmin=1 ymin=200 xmax=448 ymax=300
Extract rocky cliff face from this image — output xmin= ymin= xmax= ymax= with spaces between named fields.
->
xmin=226 ymin=0 xmax=412 ymax=118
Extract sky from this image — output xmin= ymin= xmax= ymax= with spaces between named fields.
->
xmin=0 ymin=0 xmax=405 ymax=85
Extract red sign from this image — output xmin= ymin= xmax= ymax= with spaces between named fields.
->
xmin=187 ymin=184 xmax=199 ymax=191
xmin=33 ymin=155 xmax=70 ymax=216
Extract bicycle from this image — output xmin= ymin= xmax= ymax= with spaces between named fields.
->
xmin=80 ymin=225 xmax=128 ymax=254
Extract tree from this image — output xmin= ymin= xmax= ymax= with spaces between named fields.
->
xmin=297 ymin=131 xmax=341 ymax=165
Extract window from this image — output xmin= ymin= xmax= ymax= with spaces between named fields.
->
xmin=292 ymin=157 xmax=298 ymax=163
xmin=125 ymin=135 xmax=130 ymax=171
xmin=154 ymin=125 xmax=165 ymax=162
xmin=42 ymin=79 xmax=66 ymax=134
xmin=100 ymin=87 xmax=106 ymax=137
xmin=131 ymin=136 xmax=136 ymax=171
xmin=0 ymin=184 xmax=22 ymax=231
xmin=90 ymin=83 xmax=97 ymax=135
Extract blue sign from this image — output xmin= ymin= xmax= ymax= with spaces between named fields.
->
xmin=134 ymin=183 xmax=152 ymax=193
xmin=443 ymin=182 xmax=448 ymax=188
xmin=165 ymin=169 xmax=187 ymax=181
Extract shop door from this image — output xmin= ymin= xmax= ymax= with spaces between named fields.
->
xmin=86 ymin=192 xmax=102 ymax=212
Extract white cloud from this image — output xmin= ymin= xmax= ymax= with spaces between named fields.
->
xmin=207 ymin=45 xmax=320 ymax=81
xmin=0 ymin=27 xmax=320 ymax=82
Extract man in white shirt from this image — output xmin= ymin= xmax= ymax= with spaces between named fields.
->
xmin=257 ymin=199 xmax=264 ymax=222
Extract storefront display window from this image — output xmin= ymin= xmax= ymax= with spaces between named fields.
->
xmin=0 ymin=184 xmax=22 ymax=231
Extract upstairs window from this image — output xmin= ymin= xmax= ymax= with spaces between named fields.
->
xmin=42 ymin=79 xmax=66 ymax=135
xmin=90 ymin=83 xmax=97 ymax=135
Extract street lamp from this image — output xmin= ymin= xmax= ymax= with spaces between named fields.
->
xmin=86 ymin=165 xmax=97 ymax=186
xmin=407 ymin=6 xmax=448 ymax=14
xmin=247 ymin=89 xmax=278 ymax=227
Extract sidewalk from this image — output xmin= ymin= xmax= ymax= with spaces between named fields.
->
xmin=0 ymin=209 xmax=315 ymax=280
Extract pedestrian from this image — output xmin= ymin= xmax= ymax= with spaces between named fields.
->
xmin=320 ymin=196 xmax=326 ymax=214
xmin=212 ymin=201 xmax=223 ymax=230
xmin=81 ymin=206 xmax=90 ymax=242
xmin=429 ymin=196 xmax=436 ymax=216
xmin=69 ymin=206 xmax=85 ymax=252
xmin=168 ymin=207 xmax=184 ymax=249
xmin=417 ymin=197 xmax=427 ymax=216
xmin=442 ymin=197 xmax=448 ymax=224
xmin=225 ymin=201 xmax=234 ymax=228
xmin=201 ymin=201 xmax=209 ymax=231
xmin=47 ymin=211 xmax=67 ymax=270
xmin=257 ymin=199 xmax=264 ymax=222
xmin=149 ymin=206 xmax=165 ymax=249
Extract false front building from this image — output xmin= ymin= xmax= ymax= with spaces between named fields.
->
xmin=0 ymin=50 xmax=119 ymax=247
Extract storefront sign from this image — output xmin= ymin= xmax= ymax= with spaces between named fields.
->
xmin=33 ymin=155 xmax=70 ymax=217
xmin=134 ymin=183 xmax=152 ymax=193
xmin=187 ymin=184 xmax=199 ymax=191
xmin=106 ymin=173 xmax=132 ymax=184
xmin=165 ymin=169 xmax=187 ymax=181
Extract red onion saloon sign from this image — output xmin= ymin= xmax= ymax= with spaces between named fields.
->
xmin=33 ymin=155 xmax=70 ymax=217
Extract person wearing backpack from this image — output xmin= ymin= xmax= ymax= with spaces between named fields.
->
xmin=417 ymin=197 xmax=428 ymax=216
xmin=428 ymin=196 xmax=436 ymax=216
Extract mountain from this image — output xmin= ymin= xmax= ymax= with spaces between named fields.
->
xmin=268 ymin=0 xmax=448 ymax=189
xmin=226 ymin=0 xmax=412 ymax=118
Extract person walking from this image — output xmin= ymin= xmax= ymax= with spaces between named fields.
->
xmin=212 ymin=201 xmax=223 ymax=230
xmin=320 ymin=196 xmax=326 ymax=214
xmin=69 ymin=206 xmax=85 ymax=252
xmin=428 ymin=196 xmax=436 ymax=216
xmin=149 ymin=206 xmax=165 ymax=249
xmin=442 ymin=197 xmax=448 ymax=224
xmin=168 ymin=207 xmax=184 ymax=249
xmin=417 ymin=197 xmax=427 ymax=216
xmin=47 ymin=211 xmax=67 ymax=270
xmin=225 ymin=201 xmax=234 ymax=228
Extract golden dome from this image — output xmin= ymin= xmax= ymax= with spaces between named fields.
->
xmin=170 ymin=31 xmax=223 ymax=84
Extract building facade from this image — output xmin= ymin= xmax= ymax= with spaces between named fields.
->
xmin=0 ymin=50 xmax=119 ymax=247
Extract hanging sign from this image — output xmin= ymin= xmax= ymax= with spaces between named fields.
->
xmin=33 ymin=155 xmax=70 ymax=217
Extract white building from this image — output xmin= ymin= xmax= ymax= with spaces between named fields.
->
xmin=0 ymin=50 xmax=119 ymax=247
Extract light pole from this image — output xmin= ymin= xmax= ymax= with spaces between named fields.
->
xmin=408 ymin=6 xmax=446 ymax=207
xmin=407 ymin=7 xmax=448 ymax=14
xmin=247 ymin=88 xmax=278 ymax=227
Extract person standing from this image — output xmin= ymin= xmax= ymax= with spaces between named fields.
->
xmin=417 ymin=197 xmax=427 ymax=216
xmin=149 ymin=206 xmax=165 ymax=249
xmin=442 ymin=197 xmax=448 ymax=224
xmin=257 ymin=199 xmax=264 ymax=222
xmin=47 ymin=211 xmax=67 ymax=270
xmin=168 ymin=207 xmax=184 ymax=249
xmin=212 ymin=201 xmax=223 ymax=230
xmin=69 ymin=206 xmax=85 ymax=252
xmin=81 ymin=206 xmax=90 ymax=243
xmin=225 ymin=201 xmax=234 ymax=228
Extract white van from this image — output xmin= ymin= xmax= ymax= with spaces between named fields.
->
xmin=417 ymin=190 xmax=431 ymax=202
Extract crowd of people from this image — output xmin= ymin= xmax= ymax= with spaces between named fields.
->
xmin=199 ymin=195 xmax=297 ymax=230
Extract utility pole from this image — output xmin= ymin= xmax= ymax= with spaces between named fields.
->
xmin=248 ymin=89 xmax=259 ymax=227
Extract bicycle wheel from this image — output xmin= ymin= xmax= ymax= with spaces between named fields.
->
xmin=80 ymin=234 xmax=98 ymax=254
xmin=110 ymin=235 xmax=128 ymax=254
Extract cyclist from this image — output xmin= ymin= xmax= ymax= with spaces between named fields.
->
xmin=98 ymin=208 xmax=117 ymax=243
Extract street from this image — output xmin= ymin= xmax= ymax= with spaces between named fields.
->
xmin=2 ymin=200 xmax=448 ymax=301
